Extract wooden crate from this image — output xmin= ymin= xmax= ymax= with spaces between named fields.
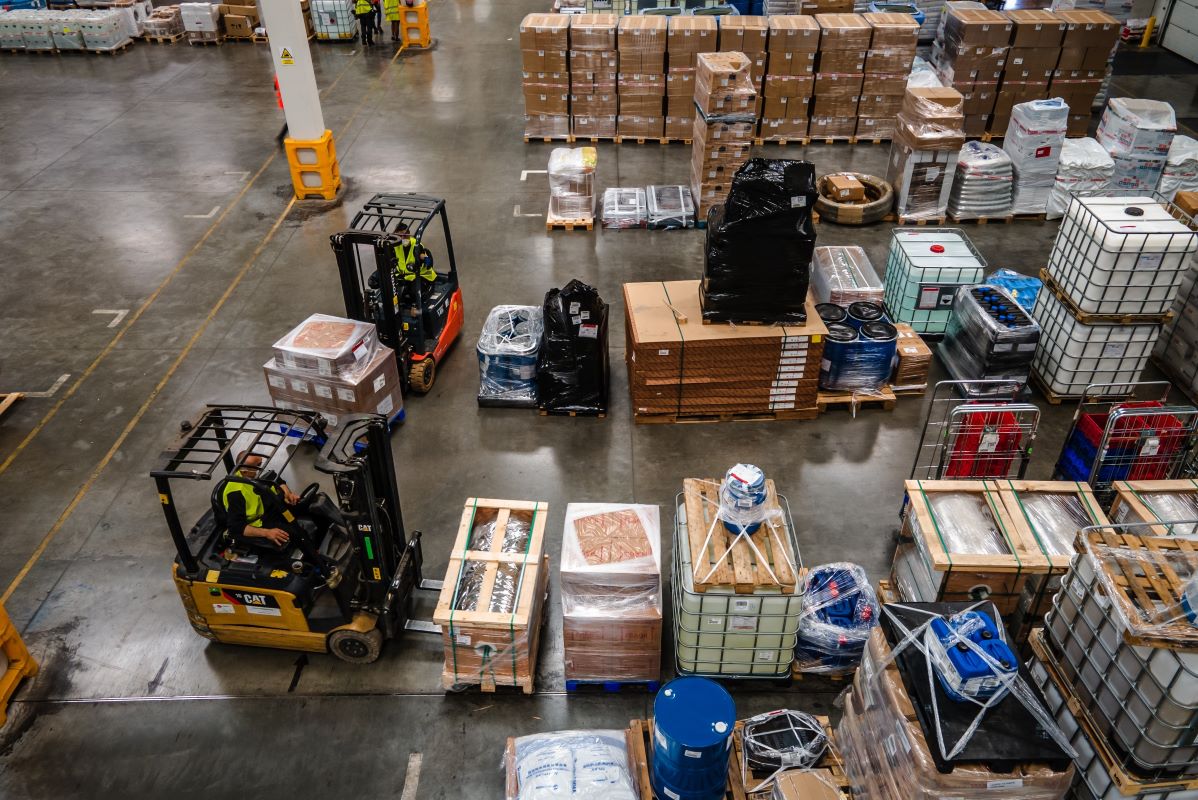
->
xmin=1108 ymin=479 xmax=1198 ymax=536
xmin=682 ymin=477 xmax=799 ymax=594
xmin=433 ymin=498 xmax=550 ymax=693
xmin=992 ymin=480 xmax=1111 ymax=637
xmin=894 ymin=480 xmax=1049 ymax=616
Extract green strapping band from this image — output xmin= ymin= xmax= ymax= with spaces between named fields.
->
xmin=507 ymin=503 xmax=539 ymax=683
xmin=447 ymin=497 xmax=480 ymax=682
xmin=983 ymin=481 xmax=1021 ymax=576
xmin=1005 ymin=481 xmax=1050 ymax=560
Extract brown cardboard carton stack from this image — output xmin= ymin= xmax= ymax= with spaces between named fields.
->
xmin=520 ymin=14 xmax=571 ymax=141
xmin=760 ymin=15 xmax=818 ymax=142
xmin=690 ymin=52 xmax=757 ymax=219
xmin=798 ymin=0 xmax=853 ymax=15
xmin=560 ymin=504 xmax=662 ymax=683
xmin=570 ymin=14 xmax=618 ymax=140
xmin=887 ymin=87 xmax=966 ymax=220
xmin=858 ymin=12 xmax=920 ymax=140
xmin=617 ymin=15 xmax=667 ymax=139
xmin=219 ymin=3 xmax=259 ymax=39
xmin=1052 ymin=10 xmax=1120 ymax=137
xmin=990 ymin=10 xmax=1062 ymax=136
xmin=718 ymin=15 xmax=769 ymax=91
xmin=934 ymin=7 xmax=1011 ymax=138
xmin=665 ymin=16 xmax=716 ymax=140
xmin=812 ymin=14 xmax=870 ymax=139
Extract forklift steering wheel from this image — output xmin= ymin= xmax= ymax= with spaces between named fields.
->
xmin=297 ymin=482 xmax=321 ymax=508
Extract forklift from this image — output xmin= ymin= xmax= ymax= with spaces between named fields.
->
xmin=153 ymin=405 xmax=440 ymax=663
xmin=331 ymin=194 xmax=464 ymax=394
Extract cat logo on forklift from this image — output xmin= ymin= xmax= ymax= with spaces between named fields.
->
xmin=224 ymin=590 xmax=280 ymax=609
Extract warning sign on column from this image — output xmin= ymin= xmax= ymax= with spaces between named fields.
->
xmin=280 ymin=47 xmax=294 ymax=65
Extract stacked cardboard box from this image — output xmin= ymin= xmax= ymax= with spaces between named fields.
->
xmin=934 ymin=7 xmax=1011 ymax=137
xmin=624 ymin=280 xmax=827 ymax=421
xmin=561 ymin=504 xmax=662 ymax=683
xmin=219 ymin=2 xmax=259 ymax=39
xmin=799 ymin=0 xmax=852 ymax=14
xmin=760 ymin=15 xmax=818 ymax=142
xmin=887 ymin=87 xmax=966 ymax=220
xmin=988 ymin=9 xmax=1060 ymax=137
xmin=520 ymin=14 xmax=571 ymax=141
xmin=664 ymin=16 xmax=715 ymax=140
xmin=718 ymin=15 xmax=769 ymax=92
xmin=690 ymin=52 xmax=757 ymax=219
xmin=858 ymin=12 xmax=920 ymax=140
xmin=812 ymin=14 xmax=870 ymax=139
xmin=569 ymin=15 xmax=617 ymax=139
xmin=617 ymin=16 xmax=666 ymax=140
xmin=1052 ymin=10 xmax=1120 ymax=137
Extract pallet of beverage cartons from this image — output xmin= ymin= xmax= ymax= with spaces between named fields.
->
xmin=433 ymin=498 xmax=549 ymax=694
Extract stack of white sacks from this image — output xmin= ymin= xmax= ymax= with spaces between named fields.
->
xmin=1096 ymin=97 xmax=1176 ymax=192
xmin=0 ymin=8 xmax=130 ymax=51
xmin=1160 ymin=135 xmax=1198 ymax=200
xmin=948 ymin=141 xmax=1013 ymax=220
xmin=1046 ymin=137 xmax=1114 ymax=220
xmin=1004 ymin=98 xmax=1069 ymax=215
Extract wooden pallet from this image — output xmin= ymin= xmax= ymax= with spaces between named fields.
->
xmin=1029 ymin=629 xmax=1198 ymax=793
xmin=682 ymin=477 xmax=798 ymax=594
xmin=433 ymin=498 xmax=550 ymax=694
xmin=141 ymin=32 xmax=184 ymax=44
xmin=877 ymin=578 xmax=899 ymax=604
xmin=188 ymin=35 xmax=225 ymax=46
xmin=523 ymin=135 xmax=573 ymax=143
xmin=538 ymin=409 xmax=606 ymax=418
xmin=790 ymin=661 xmax=853 ymax=684
xmin=546 ymin=213 xmax=593 ymax=231
xmin=981 ymin=132 xmax=1004 ymax=143
xmin=885 ymin=213 xmax=946 ymax=226
xmin=225 ymin=35 xmax=257 ymax=43
xmin=12 ymin=48 xmax=56 ymax=55
xmin=948 ymin=213 xmax=1015 ymax=224
xmin=251 ymin=33 xmax=269 ymax=42
xmin=0 ymin=393 xmax=21 ymax=420
xmin=754 ymin=137 xmax=810 ymax=146
xmin=90 ymin=40 xmax=132 ymax=54
xmin=816 ymin=384 xmax=897 ymax=413
xmin=573 ymin=135 xmax=618 ymax=143
xmin=613 ymin=136 xmax=686 ymax=145
xmin=635 ymin=407 xmax=820 ymax=425
xmin=1028 ymin=371 xmax=1076 ymax=405
xmin=1037 ymin=268 xmax=1175 ymax=324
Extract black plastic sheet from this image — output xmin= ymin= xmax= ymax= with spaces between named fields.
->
xmin=536 ymin=279 xmax=609 ymax=416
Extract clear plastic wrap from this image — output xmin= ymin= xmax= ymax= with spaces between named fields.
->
xmin=938 ymin=284 xmax=1040 ymax=388
xmin=915 ymin=492 xmax=1013 ymax=556
xmin=1082 ymin=532 xmax=1198 ymax=646
xmin=645 ymin=185 xmax=694 ymax=230
xmin=811 ymin=246 xmax=884 ymax=306
xmin=983 ymin=268 xmax=1041 ymax=311
xmin=836 ymin=612 xmax=1076 ymax=800
xmin=536 ymin=279 xmax=609 ymax=416
xmin=524 ymin=114 xmax=571 ymax=141
xmin=899 ymin=88 xmax=965 ymax=139
xmin=947 ymin=142 xmax=1013 ymax=220
xmin=1046 ymin=137 xmax=1114 ymax=220
xmin=717 ymin=464 xmax=777 ymax=535
xmin=1008 ymin=493 xmax=1093 ymax=557
xmin=694 ymin=52 xmax=758 ymax=122
xmin=907 ymin=56 xmax=943 ymax=88
xmin=264 ymin=347 xmax=402 ymax=429
xmin=740 ymin=710 xmax=829 ymax=794
xmin=601 ymin=188 xmax=647 ymax=230
xmin=1160 ymin=134 xmax=1198 ymax=201
xmin=561 ymin=504 xmax=661 ymax=588
xmin=271 ymin=313 xmax=381 ymax=381
xmin=819 ymin=320 xmax=898 ymax=393
xmin=1004 ymin=99 xmax=1070 ymax=215
xmin=1138 ymin=490 xmax=1198 ymax=530
xmin=1096 ymin=98 xmax=1177 ymax=158
xmin=794 ymin=563 xmax=880 ymax=675
xmin=548 ymin=147 xmax=597 ymax=220
xmin=505 ymin=730 xmax=638 ymax=800
xmin=143 ymin=5 xmax=183 ymax=36
xmin=477 ymin=305 xmax=543 ymax=408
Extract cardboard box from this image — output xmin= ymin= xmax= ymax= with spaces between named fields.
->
xmin=858 ymin=93 xmax=903 ymax=116
xmin=810 ymin=116 xmax=857 ymax=137
xmin=1083 ymin=45 xmax=1112 ymax=71
xmin=863 ymin=11 xmax=919 ymax=49
xmin=522 ymin=49 xmax=568 ymax=73
xmin=621 ymin=50 xmax=665 ymax=74
xmin=857 ymin=116 xmax=897 ymax=139
xmin=665 ymin=115 xmax=693 ymax=139
xmin=524 ymin=71 xmax=570 ymax=90
xmin=223 ymin=14 xmax=254 ymax=37
xmin=572 ymin=114 xmax=614 ymax=138
xmin=569 ymin=13 xmax=617 ymax=51
xmin=819 ymin=49 xmax=865 ymax=72
xmin=1055 ymin=9 xmax=1120 ymax=49
xmin=888 ymin=132 xmax=962 ymax=218
xmin=759 ymin=117 xmax=810 ymax=141
xmin=768 ymin=14 xmax=820 ymax=53
xmin=571 ymin=70 xmax=617 ymax=93
xmin=1004 ymin=64 xmax=1056 ymax=83
xmin=862 ymin=73 xmax=908 ymax=95
xmin=812 ymin=95 xmax=859 ymax=116
xmin=865 ymin=49 xmax=914 ymax=73
xmin=816 ymin=13 xmax=871 ymax=50
xmin=617 ymin=93 xmax=664 ymax=116
xmin=719 ymin=15 xmax=768 ymax=53
xmin=764 ymin=74 xmax=814 ymax=98
xmin=1176 ymin=191 xmax=1198 ymax=218
xmin=520 ymin=13 xmax=569 ymax=51
xmin=569 ymin=49 xmax=617 ymax=72
xmin=665 ymin=94 xmax=692 ymax=116
xmin=828 ymin=174 xmax=866 ymax=201
xmin=960 ymin=87 xmax=997 ymax=115
xmin=964 ymin=113 xmax=990 ymax=137
xmin=618 ymin=15 xmax=667 ymax=58
xmin=814 ymin=72 xmax=863 ymax=97
xmin=892 ymin=323 xmax=932 ymax=389
xmin=1005 ymin=9 xmax=1065 ymax=48
xmin=764 ymin=94 xmax=812 ymax=118
xmin=1067 ymin=113 xmax=1091 ymax=137
xmin=993 ymin=82 xmax=1048 ymax=117
xmin=989 ymin=113 xmax=1010 ymax=134
xmin=769 ymin=50 xmax=816 ymax=76
xmin=523 ymin=89 xmax=569 ymax=115
xmin=264 ymin=348 xmax=403 ymax=425
xmin=944 ymin=7 xmax=1013 ymax=47
xmin=900 ymin=87 xmax=964 ymax=124
xmin=800 ymin=0 xmax=853 ymax=13
xmin=773 ymin=770 xmax=844 ymax=800
xmin=1006 ymin=46 xmax=1060 ymax=73
xmin=618 ymin=115 xmax=664 ymax=138
xmin=666 ymin=69 xmax=695 ymax=96
xmin=619 ymin=72 xmax=665 ymax=91
xmin=571 ymin=93 xmax=618 ymax=115
xmin=940 ymin=43 xmax=1008 ymax=73
xmin=667 ymin=14 xmax=716 ymax=54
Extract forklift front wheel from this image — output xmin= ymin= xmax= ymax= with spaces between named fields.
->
xmin=328 ymin=628 xmax=383 ymax=664
xmin=409 ymin=358 xmax=436 ymax=394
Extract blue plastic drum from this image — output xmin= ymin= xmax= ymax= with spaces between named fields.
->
xmin=651 ymin=677 xmax=736 ymax=800
xmin=846 ymin=301 xmax=886 ymax=329
xmin=819 ymin=323 xmax=859 ymax=391
xmin=719 ymin=464 xmax=768 ymax=536
xmin=816 ymin=303 xmax=848 ymax=326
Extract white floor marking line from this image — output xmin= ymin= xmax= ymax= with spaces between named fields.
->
xmin=223 ymin=171 xmax=251 ymax=181
xmin=399 ymin=753 xmax=423 ymax=800
xmin=520 ymin=169 xmax=547 ymax=181
xmin=513 ymin=204 xmax=543 ymax=217
xmin=184 ymin=206 xmax=221 ymax=219
xmin=91 ymin=309 xmax=129 ymax=328
xmin=23 ymin=374 xmax=71 ymax=398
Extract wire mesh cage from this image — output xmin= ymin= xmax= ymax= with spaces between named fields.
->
xmin=909 ymin=380 xmax=1040 ymax=481
xmin=883 ymin=228 xmax=988 ymax=336
xmin=1046 ymin=192 xmax=1198 ymax=318
xmin=1053 ymin=382 xmax=1198 ymax=508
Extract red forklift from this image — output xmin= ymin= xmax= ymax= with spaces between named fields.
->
xmin=331 ymin=194 xmax=464 ymax=394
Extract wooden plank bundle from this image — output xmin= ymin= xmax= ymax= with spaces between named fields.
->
xmin=891 ymin=479 xmax=1049 ymax=615
xmin=1108 ymin=479 xmax=1198 ymax=536
xmin=624 ymin=280 xmax=827 ymax=423
xmin=433 ymin=498 xmax=549 ymax=694
xmin=682 ymin=477 xmax=799 ymax=594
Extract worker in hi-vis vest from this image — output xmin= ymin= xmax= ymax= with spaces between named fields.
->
xmin=353 ymin=0 xmax=375 ymax=46
xmin=393 ymin=223 xmax=436 ymax=285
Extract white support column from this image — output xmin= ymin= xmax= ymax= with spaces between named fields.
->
xmin=260 ymin=0 xmax=325 ymax=140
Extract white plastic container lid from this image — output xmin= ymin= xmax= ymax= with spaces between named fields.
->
xmin=894 ymin=230 xmax=985 ymax=270
xmin=1067 ymin=196 xmax=1198 ymax=254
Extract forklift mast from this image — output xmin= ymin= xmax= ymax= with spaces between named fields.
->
xmin=330 ymin=231 xmax=406 ymax=354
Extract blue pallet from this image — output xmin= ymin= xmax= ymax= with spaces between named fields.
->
xmin=565 ymin=679 xmax=661 ymax=693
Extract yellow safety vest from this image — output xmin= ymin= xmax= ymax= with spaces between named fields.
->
xmin=383 ymin=0 xmax=399 ymax=19
xmin=354 ymin=0 xmax=373 ymax=15
xmin=222 ymin=478 xmax=279 ymax=528
xmin=394 ymin=238 xmax=436 ymax=283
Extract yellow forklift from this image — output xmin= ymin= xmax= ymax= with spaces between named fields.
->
xmin=152 ymin=405 xmax=440 ymax=663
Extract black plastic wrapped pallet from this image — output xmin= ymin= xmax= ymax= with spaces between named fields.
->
xmin=701 ymin=214 xmax=816 ymax=324
xmin=535 ymin=279 xmax=609 ymax=416
xmin=720 ymin=159 xmax=818 ymax=231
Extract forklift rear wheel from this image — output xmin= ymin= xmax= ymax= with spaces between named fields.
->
xmin=329 ymin=628 xmax=383 ymax=664
xmin=409 ymin=358 xmax=435 ymax=394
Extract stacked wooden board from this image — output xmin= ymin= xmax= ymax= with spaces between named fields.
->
xmin=624 ymin=280 xmax=828 ymax=423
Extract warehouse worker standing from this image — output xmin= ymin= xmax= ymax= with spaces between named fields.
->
xmin=354 ymin=0 xmax=375 ymax=46
xmin=384 ymin=0 xmax=400 ymax=41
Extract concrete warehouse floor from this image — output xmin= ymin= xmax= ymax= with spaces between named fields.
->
xmin=0 ymin=2 xmax=1195 ymax=798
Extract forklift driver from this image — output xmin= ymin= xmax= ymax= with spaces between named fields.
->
xmin=393 ymin=223 xmax=436 ymax=286
xmin=222 ymin=452 xmax=338 ymax=583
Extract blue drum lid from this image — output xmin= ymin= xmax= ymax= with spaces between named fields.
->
xmin=653 ymin=677 xmax=736 ymax=750
xmin=816 ymin=303 xmax=848 ymax=324
xmin=860 ymin=321 xmax=898 ymax=342
xmin=847 ymin=301 xmax=885 ymax=324
xmin=825 ymin=322 xmax=858 ymax=343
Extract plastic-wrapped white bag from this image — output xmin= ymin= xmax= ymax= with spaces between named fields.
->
xmin=1046 ymin=137 xmax=1114 ymax=220
xmin=907 ymin=56 xmax=942 ymax=88
xmin=1160 ymin=135 xmax=1198 ymax=201
xmin=513 ymin=730 xmax=637 ymax=800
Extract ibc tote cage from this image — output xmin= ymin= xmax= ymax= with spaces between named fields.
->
xmin=909 ymin=379 xmax=1041 ymax=483
xmin=1053 ymin=382 xmax=1198 ymax=509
